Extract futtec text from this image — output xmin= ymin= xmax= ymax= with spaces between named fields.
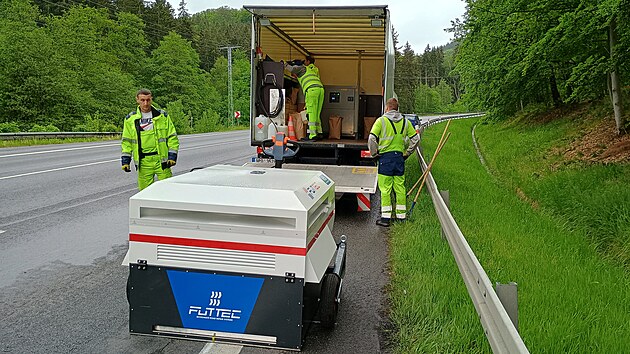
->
xmin=189 ymin=306 xmax=242 ymax=321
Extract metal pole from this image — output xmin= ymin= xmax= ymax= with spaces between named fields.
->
xmin=219 ymin=45 xmax=241 ymax=127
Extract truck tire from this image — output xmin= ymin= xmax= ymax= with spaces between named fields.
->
xmin=319 ymin=273 xmax=340 ymax=329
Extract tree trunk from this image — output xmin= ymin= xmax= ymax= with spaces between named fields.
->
xmin=549 ymin=68 xmax=562 ymax=108
xmin=609 ymin=17 xmax=625 ymax=135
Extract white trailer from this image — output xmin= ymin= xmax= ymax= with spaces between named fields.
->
xmin=245 ymin=5 xmax=397 ymax=211
xmin=125 ymin=165 xmax=347 ymax=350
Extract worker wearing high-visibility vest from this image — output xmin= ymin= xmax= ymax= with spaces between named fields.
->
xmin=285 ymin=56 xmax=324 ymax=141
xmin=121 ymin=89 xmax=180 ymax=190
xmin=368 ymin=98 xmax=420 ymax=227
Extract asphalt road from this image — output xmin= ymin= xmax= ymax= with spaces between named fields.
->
xmin=0 ymin=130 xmax=390 ymax=354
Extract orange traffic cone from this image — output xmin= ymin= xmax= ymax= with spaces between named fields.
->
xmin=287 ymin=115 xmax=297 ymax=140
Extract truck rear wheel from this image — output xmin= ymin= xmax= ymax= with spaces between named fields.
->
xmin=319 ymin=273 xmax=340 ymax=329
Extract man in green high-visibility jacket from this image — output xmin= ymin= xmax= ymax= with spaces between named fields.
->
xmin=368 ymin=98 xmax=420 ymax=227
xmin=121 ymin=89 xmax=179 ymax=190
xmin=285 ymin=56 xmax=324 ymax=141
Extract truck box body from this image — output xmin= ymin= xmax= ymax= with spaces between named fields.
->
xmin=246 ymin=5 xmax=395 ymax=165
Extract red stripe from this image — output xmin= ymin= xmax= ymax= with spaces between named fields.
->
xmin=129 ymin=233 xmax=306 ymax=256
xmin=307 ymin=210 xmax=335 ymax=251
xmin=357 ymin=193 xmax=371 ymax=211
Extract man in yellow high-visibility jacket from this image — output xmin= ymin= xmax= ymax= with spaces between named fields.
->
xmin=285 ymin=56 xmax=324 ymax=141
xmin=368 ymin=98 xmax=420 ymax=227
xmin=121 ymin=89 xmax=179 ymax=190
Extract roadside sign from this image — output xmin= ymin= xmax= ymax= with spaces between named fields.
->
xmin=234 ymin=111 xmax=241 ymax=119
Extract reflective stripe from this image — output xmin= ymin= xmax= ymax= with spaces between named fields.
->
xmin=396 ymin=205 xmax=406 ymax=211
xmin=168 ymin=133 xmax=177 ymax=138
xmin=381 ymin=212 xmax=392 ymax=218
xmin=122 ymin=137 xmax=136 ymax=143
xmin=396 ymin=214 xmax=406 ymax=219
xmin=122 ymin=152 xmax=132 ymax=157
xmin=158 ymin=138 xmax=168 ymax=143
xmin=298 ymin=65 xmax=322 ymax=92
xmin=168 ymin=149 xmax=177 ymax=154
xmin=382 ymin=205 xmax=393 ymax=212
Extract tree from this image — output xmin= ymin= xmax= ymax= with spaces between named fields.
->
xmin=47 ymin=6 xmax=137 ymax=127
xmin=141 ymin=0 xmax=176 ymax=50
xmin=191 ymin=7 xmax=250 ymax=71
xmin=149 ymin=32 xmax=207 ymax=116
xmin=456 ymin=0 xmax=629 ymax=130
xmin=395 ymin=42 xmax=420 ymax=113
xmin=0 ymin=0 xmax=79 ymax=129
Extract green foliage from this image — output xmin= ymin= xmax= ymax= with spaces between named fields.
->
xmin=0 ymin=122 xmax=20 ymax=133
xmin=456 ymin=0 xmax=629 ymax=121
xmin=165 ymin=100 xmax=193 ymax=135
xmin=74 ymin=113 xmax=119 ymax=132
xmin=29 ymin=124 xmax=60 ymax=132
xmin=195 ymin=109 xmax=222 ymax=132
xmin=413 ymin=84 xmax=441 ymax=113
xmin=149 ymin=32 xmax=204 ymax=113
xmin=191 ymin=7 xmax=251 ymax=72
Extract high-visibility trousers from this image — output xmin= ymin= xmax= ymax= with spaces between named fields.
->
xmin=137 ymin=154 xmax=172 ymax=190
xmin=305 ymin=86 xmax=324 ymax=138
xmin=377 ymin=151 xmax=407 ymax=220
xmin=378 ymin=174 xmax=407 ymax=220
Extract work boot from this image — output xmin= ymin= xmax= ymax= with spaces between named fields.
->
xmin=376 ymin=218 xmax=390 ymax=227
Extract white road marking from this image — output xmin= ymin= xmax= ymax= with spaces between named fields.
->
xmin=0 ymin=133 xmax=243 ymax=159
xmin=0 ymin=230 xmax=5 ymax=234
xmin=0 ymin=140 xmax=247 ymax=181
xmin=0 ymin=159 xmax=119 ymax=181
xmin=0 ymin=144 xmax=119 ymax=158
xmin=199 ymin=343 xmax=242 ymax=354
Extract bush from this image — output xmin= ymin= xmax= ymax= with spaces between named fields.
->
xmin=0 ymin=122 xmax=21 ymax=133
xmin=166 ymin=100 xmax=193 ymax=135
xmin=29 ymin=124 xmax=60 ymax=132
xmin=195 ymin=109 xmax=222 ymax=133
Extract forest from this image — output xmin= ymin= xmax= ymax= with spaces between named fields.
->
xmin=0 ymin=0 xmax=628 ymax=135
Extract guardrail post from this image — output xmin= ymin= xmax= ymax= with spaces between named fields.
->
xmin=439 ymin=190 xmax=450 ymax=240
xmin=495 ymin=282 xmax=519 ymax=331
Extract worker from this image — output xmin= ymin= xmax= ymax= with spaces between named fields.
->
xmin=285 ymin=56 xmax=324 ymax=141
xmin=121 ymin=88 xmax=179 ymax=190
xmin=368 ymin=98 xmax=420 ymax=227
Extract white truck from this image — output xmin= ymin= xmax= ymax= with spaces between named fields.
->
xmin=245 ymin=5 xmax=396 ymax=211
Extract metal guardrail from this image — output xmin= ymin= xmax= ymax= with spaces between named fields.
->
xmin=416 ymin=113 xmax=530 ymax=354
xmin=0 ymin=132 xmax=120 ymax=140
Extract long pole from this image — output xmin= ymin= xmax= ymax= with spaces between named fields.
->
xmin=220 ymin=45 xmax=241 ymax=126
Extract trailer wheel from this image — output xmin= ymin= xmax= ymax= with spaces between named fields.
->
xmin=126 ymin=275 xmax=131 ymax=303
xmin=319 ymin=273 xmax=340 ymax=329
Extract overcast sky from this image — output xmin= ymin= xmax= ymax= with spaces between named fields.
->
xmin=169 ymin=0 xmax=467 ymax=51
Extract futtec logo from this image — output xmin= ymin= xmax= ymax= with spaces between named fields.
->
xmin=188 ymin=291 xmax=242 ymax=321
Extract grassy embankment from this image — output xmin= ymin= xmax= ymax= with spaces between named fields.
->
xmin=388 ymin=115 xmax=630 ymax=353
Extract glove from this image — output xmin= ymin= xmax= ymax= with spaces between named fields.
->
xmin=166 ymin=152 xmax=177 ymax=167
xmin=403 ymin=154 xmax=409 ymax=161
xmin=161 ymin=158 xmax=176 ymax=170
xmin=121 ymin=156 xmax=131 ymax=172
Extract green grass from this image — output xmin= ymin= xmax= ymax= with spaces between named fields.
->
xmin=389 ymin=118 xmax=630 ymax=353
xmin=0 ymin=137 xmax=120 ymax=148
